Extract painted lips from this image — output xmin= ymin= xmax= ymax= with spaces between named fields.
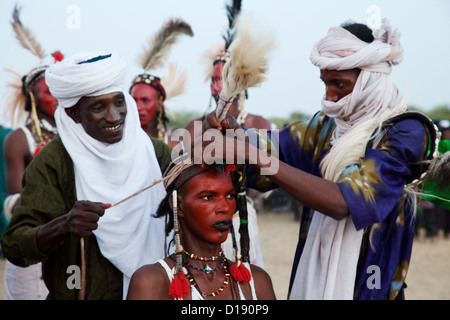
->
xmin=212 ymin=219 xmax=232 ymax=231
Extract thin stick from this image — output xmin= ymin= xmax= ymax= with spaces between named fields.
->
xmin=78 ymin=237 xmax=86 ymax=300
xmin=110 ymin=172 xmax=178 ymax=208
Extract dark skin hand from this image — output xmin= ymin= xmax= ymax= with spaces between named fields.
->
xmin=201 ymin=112 xmax=349 ymax=220
xmin=36 ymin=201 xmax=111 ymax=254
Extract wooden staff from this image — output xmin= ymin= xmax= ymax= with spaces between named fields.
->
xmin=78 ymin=237 xmax=86 ymax=300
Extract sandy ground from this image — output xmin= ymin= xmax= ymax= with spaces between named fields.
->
xmin=257 ymin=210 xmax=450 ymax=300
xmin=0 ymin=210 xmax=448 ymax=300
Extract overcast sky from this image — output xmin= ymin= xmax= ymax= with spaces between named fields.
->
xmin=1 ymin=0 xmax=449 ymax=127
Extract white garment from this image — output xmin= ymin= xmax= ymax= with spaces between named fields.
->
xmin=5 ymin=261 xmax=48 ymax=300
xmin=157 ymin=259 xmax=257 ymax=300
xmin=289 ymin=213 xmax=363 ymax=300
xmin=49 ymin=52 xmax=168 ymax=298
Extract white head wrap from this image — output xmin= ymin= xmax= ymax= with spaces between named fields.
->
xmin=45 ymin=52 xmax=126 ymax=109
xmin=310 ymin=18 xmax=405 ymax=143
xmin=46 ymin=52 xmax=167 ymax=298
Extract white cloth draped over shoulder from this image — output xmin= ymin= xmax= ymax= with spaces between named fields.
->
xmin=289 ymin=19 xmax=405 ymax=300
xmin=46 ymin=52 xmax=168 ymax=298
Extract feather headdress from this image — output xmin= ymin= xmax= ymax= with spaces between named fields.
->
xmin=202 ymin=0 xmax=242 ymax=83
xmin=3 ymin=68 xmax=27 ymax=126
xmin=223 ymin=0 xmax=242 ymax=51
xmin=202 ymin=43 xmax=226 ymax=83
xmin=11 ymin=5 xmax=46 ymax=61
xmin=161 ymin=63 xmax=186 ymax=102
xmin=4 ymin=6 xmax=49 ymax=127
xmin=160 ymin=62 xmax=187 ymax=119
xmin=215 ymin=14 xmax=275 ymax=122
xmin=139 ymin=18 xmax=193 ymax=72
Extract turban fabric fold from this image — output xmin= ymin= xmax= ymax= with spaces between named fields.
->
xmin=310 ymin=18 xmax=405 ymax=143
xmin=45 ymin=52 xmax=127 ymax=109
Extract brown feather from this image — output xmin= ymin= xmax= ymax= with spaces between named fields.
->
xmin=11 ymin=5 xmax=46 ymax=60
xmin=140 ymin=18 xmax=193 ymax=71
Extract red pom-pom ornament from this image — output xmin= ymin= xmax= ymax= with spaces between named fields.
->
xmin=229 ymin=261 xmax=251 ymax=284
xmin=51 ymin=51 xmax=64 ymax=63
xmin=169 ymin=270 xmax=190 ymax=299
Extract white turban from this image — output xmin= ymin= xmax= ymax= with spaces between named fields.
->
xmin=46 ymin=52 xmax=168 ymax=298
xmin=45 ymin=52 xmax=127 ymax=109
xmin=310 ymin=18 xmax=405 ymax=142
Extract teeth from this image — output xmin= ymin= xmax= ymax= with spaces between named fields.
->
xmin=106 ymin=124 xmax=121 ymax=131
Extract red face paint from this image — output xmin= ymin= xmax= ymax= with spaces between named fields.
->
xmin=33 ymin=77 xmax=58 ymax=117
xmin=130 ymin=83 xmax=160 ymax=126
xmin=180 ymin=170 xmax=236 ymax=244
xmin=210 ymin=62 xmax=225 ymax=103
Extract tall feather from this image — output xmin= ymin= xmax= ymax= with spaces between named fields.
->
xmin=140 ymin=18 xmax=193 ymax=71
xmin=223 ymin=0 xmax=242 ymax=50
xmin=216 ymin=14 xmax=275 ymax=122
xmin=11 ymin=5 xmax=46 ymax=60
xmin=202 ymin=43 xmax=225 ymax=83
xmin=161 ymin=62 xmax=186 ymax=101
xmin=3 ymin=68 xmax=27 ymax=127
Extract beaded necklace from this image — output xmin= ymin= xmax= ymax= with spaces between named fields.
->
xmin=179 ymin=249 xmax=231 ymax=298
xmin=184 ymin=256 xmax=226 ymax=274
xmin=183 ymin=248 xmax=224 ymax=261
xmin=185 ymin=260 xmax=231 ymax=298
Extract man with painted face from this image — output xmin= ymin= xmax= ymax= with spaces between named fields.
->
xmin=130 ymin=74 xmax=173 ymax=145
xmin=1 ymin=52 xmax=172 ymax=299
xmin=130 ymin=18 xmax=193 ymax=148
xmin=2 ymin=64 xmax=58 ymax=300
xmin=127 ymin=160 xmax=275 ymax=300
xmin=202 ymin=20 xmax=442 ymax=300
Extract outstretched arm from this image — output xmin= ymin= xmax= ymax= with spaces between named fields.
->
xmin=199 ymin=111 xmax=349 ymax=220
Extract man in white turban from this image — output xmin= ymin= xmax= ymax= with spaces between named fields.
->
xmin=202 ymin=19 xmax=439 ymax=299
xmin=1 ymin=52 xmax=172 ymax=299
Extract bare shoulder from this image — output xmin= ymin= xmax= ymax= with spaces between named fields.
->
xmin=4 ymin=128 xmax=28 ymax=154
xmin=127 ymin=260 xmax=172 ymax=300
xmin=250 ymin=264 xmax=276 ymax=300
